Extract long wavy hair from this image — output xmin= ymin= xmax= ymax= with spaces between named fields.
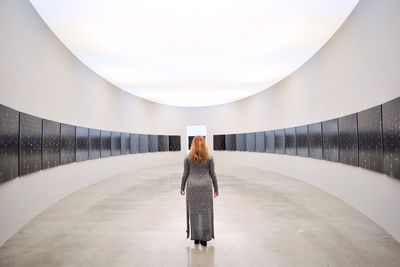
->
xmin=189 ymin=136 xmax=208 ymax=164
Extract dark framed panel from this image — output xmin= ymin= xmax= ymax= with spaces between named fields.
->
xmin=308 ymin=122 xmax=322 ymax=159
xmin=236 ymin=133 xmax=246 ymax=151
xmin=225 ymin=134 xmax=236 ymax=151
xmin=255 ymin=131 xmax=265 ymax=153
xmin=213 ymin=135 xmax=226 ymax=151
xmin=60 ymin=124 xmax=76 ymax=165
xmin=246 ymin=132 xmax=256 ymax=152
xmin=265 ymin=131 xmax=275 ymax=153
xmin=76 ymin=127 xmax=89 ymax=162
xmin=158 ymin=135 xmax=169 ymax=152
xmin=121 ymin=133 xmax=130 ymax=155
xmin=100 ymin=130 xmax=111 ymax=158
xmin=149 ymin=134 xmax=158 ymax=152
xmin=284 ymin=128 xmax=296 ymax=155
xmin=111 ymin=131 xmax=121 ymax=156
xmin=358 ymin=105 xmax=382 ymax=173
xmin=295 ymin=125 xmax=308 ymax=157
xmin=0 ymin=104 xmax=19 ymax=183
xmin=139 ymin=134 xmax=149 ymax=153
xmin=19 ymin=113 xmax=42 ymax=176
xmin=130 ymin=134 xmax=140 ymax=153
xmin=188 ymin=136 xmax=194 ymax=148
xmin=88 ymin=129 xmax=101 ymax=160
xmin=382 ymin=97 xmax=400 ymax=179
xmin=42 ymin=119 xmax=60 ymax=169
xmin=169 ymin=135 xmax=181 ymax=151
xmin=322 ymin=119 xmax=339 ymax=162
xmin=338 ymin=114 xmax=359 ymax=167
xmin=274 ymin=129 xmax=285 ymax=154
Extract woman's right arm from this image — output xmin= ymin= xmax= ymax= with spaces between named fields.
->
xmin=180 ymin=157 xmax=190 ymax=192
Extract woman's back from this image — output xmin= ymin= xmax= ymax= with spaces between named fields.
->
xmin=186 ymin=155 xmax=211 ymax=172
xmin=182 ymin=155 xmax=218 ymax=192
xmin=180 ymin=135 xmax=219 ymax=244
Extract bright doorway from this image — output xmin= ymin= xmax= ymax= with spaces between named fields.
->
xmin=186 ymin=125 xmax=207 ymax=151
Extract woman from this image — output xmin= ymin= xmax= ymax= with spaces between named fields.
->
xmin=180 ymin=136 xmax=219 ymax=247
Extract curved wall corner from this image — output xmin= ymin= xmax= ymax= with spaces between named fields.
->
xmin=0 ymin=0 xmax=189 ymax=136
xmin=0 ymin=0 xmax=190 ymax=246
xmin=202 ymin=0 xmax=400 ymax=243
xmin=190 ymin=0 xmax=400 ymax=135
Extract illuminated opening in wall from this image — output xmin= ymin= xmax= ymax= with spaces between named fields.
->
xmin=186 ymin=125 xmax=207 ymax=150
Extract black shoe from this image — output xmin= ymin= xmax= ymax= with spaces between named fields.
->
xmin=194 ymin=240 xmax=200 ymax=244
xmin=200 ymin=240 xmax=207 ymax=246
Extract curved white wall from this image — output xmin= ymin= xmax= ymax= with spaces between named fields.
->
xmin=1 ymin=0 xmax=399 ymax=245
xmin=202 ymin=0 xmax=400 ymax=243
xmin=0 ymin=0 xmax=189 ymax=245
xmin=189 ymin=0 xmax=400 ymax=133
xmin=0 ymin=0 xmax=188 ymax=135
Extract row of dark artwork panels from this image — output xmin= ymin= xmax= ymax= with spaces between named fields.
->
xmin=0 ymin=104 xmax=182 ymax=184
xmin=213 ymin=96 xmax=400 ymax=179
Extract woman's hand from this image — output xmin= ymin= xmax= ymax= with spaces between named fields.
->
xmin=214 ymin=191 xmax=219 ymax=198
xmin=180 ymin=190 xmax=185 ymax=195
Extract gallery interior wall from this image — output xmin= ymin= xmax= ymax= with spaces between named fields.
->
xmin=201 ymin=0 xmax=400 ymax=242
xmin=0 ymin=0 xmax=189 ymax=245
xmin=1 ymin=0 xmax=399 ymax=244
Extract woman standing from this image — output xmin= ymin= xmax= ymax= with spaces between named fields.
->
xmin=180 ymin=136 xmax=219 ymax=246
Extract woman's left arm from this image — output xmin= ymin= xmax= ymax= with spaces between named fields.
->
xmin=209 ymin=157 xmax=219 ymax=193
xmin=180 ymin=157 xmax=190 ymax=193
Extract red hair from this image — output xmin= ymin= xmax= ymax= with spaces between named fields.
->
xmin=189 ymin=136 xmax=208 ymax=163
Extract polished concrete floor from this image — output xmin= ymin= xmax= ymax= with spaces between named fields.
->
xmin=1 ymin=163 xmax=400 ymax=267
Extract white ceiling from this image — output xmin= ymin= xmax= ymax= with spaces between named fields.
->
xmin=30 ymin=0 xmax=359 ymax=107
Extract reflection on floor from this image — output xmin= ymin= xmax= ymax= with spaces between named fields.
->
xmin=0 ymin=163 xmax=400 ymax=266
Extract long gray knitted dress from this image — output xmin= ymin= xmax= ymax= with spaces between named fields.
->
xmin=181 ymin=155 xmax=219 ymax=241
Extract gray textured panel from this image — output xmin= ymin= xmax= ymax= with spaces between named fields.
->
xmin=88 ymin=129 xmax=101 ymax=160
xmin=284 ymin=128 xmax=296 ymax=155
xmin=100 ymin=131 xmax=111 ymax=158
xmin=76 ymin=127 xmax=89 ymax=162
xmin=274 ymin=129 xmax=285 ymax=154
xmin=358 ymin=105 xmax=382 ymax=173
xmin=139 ymin=134 xmax=149 ymax=153
xmin=213 ymin=135 xmax=226 ymax=150
xmin=338 ymin=114 xmax=358 ymax=167
xmin=225 ymin=134 xmax=236 ymax=151
xmin=322 ymin=119 xmax=339 ymax=162
xmin=255 ymin=131 xmax=265 ymax=153
xmin=121 ymin=133 xmax=130 ymax=155
xmin=42 ymin=119 xmax=60 ymax=169
xmin=383 ymin=97 xmax=400 ymax=179
xmin=246 ymin=132 xmax=256 ymax=152
xmin=295 ymin=125 xmax=308 ymax=157
xmin=0 ymin=104 xmax=19 ymax=182
xmin=158 ymin=135 xmax=169 ymax=152
xmin=60 ymin=124 xmax=75 ymax=165
xmin=169 ymin=135 xmax=181 ymax=151
xmin=162 ymin=135 xmax=170 ymax=151
xmin=111 ymin=132 xmax=121 ymax=156
xmin=236 ymin=133 xmax=246 ymax=151
xmin=19 ymin=113 xmax=42 ymax=176
xmin=265 ymin=131 xmax=275 ymax=153
xmin=149 ymin=134 xmax=158 ymax=152
xmin=130 ymin=134 xmax=140 ymax=153
xmin=308 ymin=122 xmax=322 ymax=159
